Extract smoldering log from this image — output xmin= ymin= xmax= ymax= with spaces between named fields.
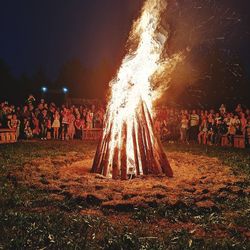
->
xmin=120 ymin=123 xmax=128 ymax=180
xmin=142 ymin=101 xmax=173 ymax=177
xmin=91 ymin=123 xmax=112 ymax=174
xmin=132 ymin=124 xmax=140 ymax=175
xmin=136 ymin=120 xmax=148 ymax=175
xmin=140 ymin=102 xmax=158 ymax=174
xmin=91 ymin=137 xmax=102 ymax=173
xmin=112 ymin=147 xmax=119 ymax=179
xmin=91 ymin=99 xmax=173 ymax=179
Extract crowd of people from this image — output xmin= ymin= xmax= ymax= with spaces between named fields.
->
xmin=0 ymin=95 xmax=250 ymax=147
xmin=0 ymin=95 xmax=105 ymax=140
xmin=154 ymin=104 xmax=250 ymax=147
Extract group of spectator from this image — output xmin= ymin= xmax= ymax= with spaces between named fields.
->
xmin=154 ymin=104 xmax=250 ymax=147
xmin=0 ymin=95 xmax=105 ymax=140
xmin=1 ymin=95 xmax=250 ymax=147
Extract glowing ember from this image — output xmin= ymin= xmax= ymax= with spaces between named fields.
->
xmin=92 ymin=0 xmax=182 ymax=179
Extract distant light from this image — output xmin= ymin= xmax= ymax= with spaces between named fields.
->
xmin=41 ymin=86 xmax=48 ymax=93
xmin=62 ymin=87 xmax=69 ymax=94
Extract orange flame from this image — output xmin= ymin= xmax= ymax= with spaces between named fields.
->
xmin=96 ymin=0 xmax=182 ymax=178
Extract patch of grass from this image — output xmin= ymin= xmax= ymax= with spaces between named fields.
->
xmin=165 ymin=143 xmax=250 ymax=176
xmin=0 ymin=211 xmax=93 ymax=250
xmin=164 ymin=228 xmax=250 ymax=250
xmin=233 ymin=209 xmax=250 ymax=229
xmin=101 ymin=227 xmax=250 ymax=250
xmin=0 ymin=140 xmax=97 ymax=168
xmin=0 ymin=140 xmax=250 ymax=249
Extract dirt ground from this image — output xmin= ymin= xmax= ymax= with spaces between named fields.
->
xmin=1 ymin=135 xmax=250 ymax=250
xmin=4 ymin=142 xmax=249 ymax=248
xmin=13 ymin=149 xmax=247 ymax=214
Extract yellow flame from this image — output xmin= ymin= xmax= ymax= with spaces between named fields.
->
xmin=102 ymin=0 xmax=182 ymax=177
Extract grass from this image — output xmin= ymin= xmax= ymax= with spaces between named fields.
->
xmin=165 ymin=142 xmax=250 ymax=176
xmin=0 ymin=211 xmax=90 ymax=249
xmin=0 ymin=140 xmax=249 ymax=249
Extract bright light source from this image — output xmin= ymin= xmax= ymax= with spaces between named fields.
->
xmin=41 ymin=86 xmax=48 ymax=93
xmin=62 ymin=87 xmax=68 ymax=94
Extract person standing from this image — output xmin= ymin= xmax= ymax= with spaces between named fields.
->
xmin=61 ymin=108 xmax=69 ymax=140
xmin=180 ymin=114 xmax=189 ymax=143
xmin=74 ymin=114 xmax=82 ymax=139
xmin=219 ymin=104 xmax=226 ymax=115
xmin=38 ymin=109 xmax=48 ymax=140
xmin=189 ymin=110 xmax=200 ymax=142
xmin=32 ymin=113 xmax=40 ymax=138
xmin=246 ymin=120 xmax=250 ymax=147
xmin=86 ymin=110 xmax=93 ymax=129
xmin=240 ymin=112 xmax=247 ymax=135
xmin=8 ymin=114 xmax=20 ymax=140
xmin=52 ymin=110 xmax=60 ymax=139
xmin=67 ymin=111 xmax=75 ymax=140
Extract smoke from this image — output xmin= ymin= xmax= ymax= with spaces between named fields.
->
xmin=154 ymin=0 xmax=246 ymax=107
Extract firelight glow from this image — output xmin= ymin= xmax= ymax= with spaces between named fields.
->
xmin=92 ymin=0 xmax=182 ymax=179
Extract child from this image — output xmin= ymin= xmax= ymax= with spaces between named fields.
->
xmin=240 ymin=113 xmax=247 ymax=135
xmin=24 ymin=118 xmax=33 ymax=139
xmin=74 ymin=114 xmax=82 ymax=139
xmin=227 ymin=124 xmax=236 ymax=145
xmin=198 ymin=119 xmax=208 ymax=144
xmin=32 ymin=113 xmax=40 ymax=138
xmin=52 ymin=110 xmax=60 ymax=139
xmin=38 ymin=109 xmax=48 ymax=140
xmin=46 ymin=118 xmax=52 ymax=139
xmin=207 ymin=119 xmax=218 ymax=145
xmin=8 ymin=114 xmax=21 ymax=139
xmin=86 ymin=110 xmax=93 ymax=129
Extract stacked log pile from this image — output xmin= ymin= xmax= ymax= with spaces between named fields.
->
xmin=91 ymin=100 xmax=173 ymax=179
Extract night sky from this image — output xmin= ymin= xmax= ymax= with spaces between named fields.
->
xmin=0 ymin=0 xmax=143 ymax=79
xmin=0 ymin=0 xmax=249 ymax=106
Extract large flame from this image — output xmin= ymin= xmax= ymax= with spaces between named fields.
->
xmin=93 ymin=0 xmax=182 ymax=178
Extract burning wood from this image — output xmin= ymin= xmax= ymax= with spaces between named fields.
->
xmin=92 ymin=100 xmax=173 ymax=179
xmin=91 ymin=0 xmax=181 ymax=179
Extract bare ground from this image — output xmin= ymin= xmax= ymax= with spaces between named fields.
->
xmin=10 ymin=149 xmax=249 ymax=229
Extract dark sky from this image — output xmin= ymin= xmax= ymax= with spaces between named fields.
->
xmin=0 ymin=0 xmax=143 ymax=79
xmin=1 ymin=0 xmax=250 ymax=79
xmin=0 ymin=0 xmax=250 ymax=106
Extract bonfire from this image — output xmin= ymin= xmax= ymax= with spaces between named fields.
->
xmin=92 ymin=0 xmax=182 ymax=179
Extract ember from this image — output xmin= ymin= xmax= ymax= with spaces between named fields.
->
xmin=92 ymin=0 xmax=181 ymax=179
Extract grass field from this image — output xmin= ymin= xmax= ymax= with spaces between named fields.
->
xmin=0 ymin=140 xmax=249 ymax=249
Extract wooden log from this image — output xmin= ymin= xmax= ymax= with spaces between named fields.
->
xmin=156 ymin=136 xmax=173 ymax=177
xmin=140 ymin=101 xmax=160 ymax=174
xmin=112 ymin=147 xmax=119 ymax=179
xmin=98 ymin=131 xmax=111 ymax=174
xmin=143 ymin=101 xmax=173 ymax=177
xmin=91 ymin=123 xmax=112 ymax=173
xmin=142 ymin=111 xmax=168 ymax=175
xmin=91 ymin=135 xmax=103 ymax=173
xmin=136 ymin=119 xmax=148 ymax=175
xmin=102 ymin=139 xmax=111 ymax=176
xmin=141 ymin=126 xmax=153 ymax=174
xmin=91 ymin=99 xmax=173 ymax=179
xmin=94 ymin=137 xmax=107 ymax=173
xmin=120 ymin=123 xmax=128 ymax=180
xmin=132 ymin=124 xmax=140 ymax=175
